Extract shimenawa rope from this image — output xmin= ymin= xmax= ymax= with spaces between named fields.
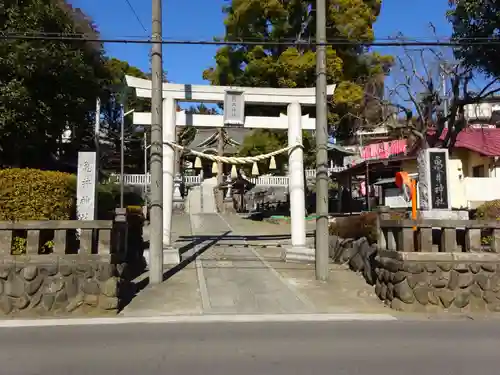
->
xmin=163 ymin=140 xmax=302 ymax=165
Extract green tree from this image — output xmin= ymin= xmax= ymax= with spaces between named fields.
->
xmin=448 ymin=0 xmax=500 ymax=79
xmin=0 ymin=0 xmax=108 ymax=168
xmin=174 ymin=104 xmax=200 ymax=174
xmin=203 ymin=0 xmax=393 ymax=145
xmin=92 ymin=58 xmax=151 ymax=174
xmin=238 ymin=129 xmax=315 ymax=173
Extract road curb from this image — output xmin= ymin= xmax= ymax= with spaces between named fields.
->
xmin=0 ymin=313 xmax=398 ymax=328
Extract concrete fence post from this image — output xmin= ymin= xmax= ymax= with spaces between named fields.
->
xmin=111 ymin=208 xmax=128 ymax=256
xmin=377 ymin=206 xmax=390 ymax=250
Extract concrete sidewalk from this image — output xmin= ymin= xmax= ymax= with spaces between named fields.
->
xmin=121 ymin=214 xmax=392 ymax=317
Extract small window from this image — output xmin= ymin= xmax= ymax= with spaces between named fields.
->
xmin=472 ymin=165 xmax=486 ymax=177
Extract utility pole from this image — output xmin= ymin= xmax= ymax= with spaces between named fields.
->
xmin=150 ymin=0 xmax=164 ymax=284
xmin=94 ymin=97 xmax=100 ymax=219
xmin=441 ymin=70 xmax=448 ymax=123
xmin=120 ymin=104 xmax=125 ymax=208
xmin=93 ymin=97 xmax=101 ymax=252
xmin=315 ymin=0 xmax=329 ymax=281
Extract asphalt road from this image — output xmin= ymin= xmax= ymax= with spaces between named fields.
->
xmin=1 ymin=320 xmax=500 ymax=375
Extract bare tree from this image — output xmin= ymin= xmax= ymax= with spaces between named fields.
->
xmin=380 ymin=29 xmax=500 ymax=150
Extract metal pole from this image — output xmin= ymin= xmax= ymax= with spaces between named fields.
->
xmin=120 ymin=104 xmax=125 ymax=208
xmin=150 ymin=0 xmax=164 ymax=284
xmin=442 ymin=70 xmax=448 ymax=126
xmin=92 ymin=97 xmax=101 ymax=252
xmin=315 ymin=0 xmax=329 ymax=281
xmin=94 ymin=97 xmax=101 ymax=219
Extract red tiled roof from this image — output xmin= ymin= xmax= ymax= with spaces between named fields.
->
xmin=439 ymin=127 xmax=500 ymax=156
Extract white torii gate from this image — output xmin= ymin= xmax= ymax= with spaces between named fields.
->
xmin=125 ymin=75 xmax=335 ymax=264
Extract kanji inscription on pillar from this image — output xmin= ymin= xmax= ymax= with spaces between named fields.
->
xmin=76 ymin=152 xmax=97 ymax=221
xmin=418 ymin=148 xmax=451 ymax=211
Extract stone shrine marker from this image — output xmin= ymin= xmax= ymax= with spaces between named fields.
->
xmin=428 ymin=151 xmax=450 ymax=209
xmin=417 ymin=148 xmax=452 ymax=214
xmin=76 ymin=152 xmax=97 ymax=221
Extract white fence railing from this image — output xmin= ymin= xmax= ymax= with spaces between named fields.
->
xmin=112 ymin=174 xmax=202 ymax=186
xmin=248 ymin=176 xmax=289 ymax=186
xmin=113 ymin=166 xmax=347 ymax=187
xmin=119 ymin=174 xmax=150 ymax=185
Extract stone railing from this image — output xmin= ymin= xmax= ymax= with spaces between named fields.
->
xmin=0 ymin=209 xmax=145 ymax=316
xmin=378 ymin=218 xmax=500 ymax=253
xmin=374 ymin=208 xmax=500 ymax=313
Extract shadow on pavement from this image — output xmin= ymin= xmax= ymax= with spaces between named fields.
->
xmin=177 ymin=233 xmax=313 ymax=243
xmin=162 ymin=231 xmax=231 ymax=282
xmin=118 ymin=231 xmax=231 ymax=312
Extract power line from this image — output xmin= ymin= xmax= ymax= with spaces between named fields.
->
xmin=0 ymin=30 xmax=475 ymax=42
xmin=123 ymin=0 xmax=148 ymax=34
xmin=3 ymin=30 xmax=500 ymax=43
xmin=2 ymin=32 xmax=500 ymax=46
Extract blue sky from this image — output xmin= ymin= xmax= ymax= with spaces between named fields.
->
xmin=70 ymin=0 xmax=452 ymax=85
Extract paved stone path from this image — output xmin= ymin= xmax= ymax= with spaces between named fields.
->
xmin=121 ymin=213 xmax=391 ymax=316
xmin=191 ymin=213 xmax=311 ymax=314
xmin=186 ymin=178 xmax=217 ymax=214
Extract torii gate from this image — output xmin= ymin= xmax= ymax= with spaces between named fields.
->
xmin=125 ymin=76 xmax=335 ymax=264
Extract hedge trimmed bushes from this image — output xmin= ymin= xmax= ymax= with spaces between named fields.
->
xmin=0 ymin=169 xmax=75 ymax=255
xmin=0 ymin=168 xmax=74 ymax=221
xmin=0 ymin=168 xmax=146 ymax=255
xmin=473 ymin=200 xmax=500 ymax=246
xmin=474 ymin=200 xmax=500 ymax=220
xmin=329 ymin=212 xmax=378 ymax=244
xmin=0 ymin=168 xmax=145 ymax=222
xmin=329 ymin=210 xmax=407 ymax=244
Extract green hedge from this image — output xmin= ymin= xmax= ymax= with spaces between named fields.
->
xmin=473 ymin=200 xmax=500 ymax=246
xmin=0 ymin=169 xmax=75 ymax=254
xmin=474 ymin=200 xmax=500 ymax=220
xmin=0 ymin=168 xmax=74 ymax=220
xmin=0 ymin=169 xmax=144 ymax=221
xmin=67 ymin=176 xmax=143 ymax=220
xmin=329 ymin=210 xmax=407 ymax=244
xmin=0 ymin=169 xmax=144 ymax=254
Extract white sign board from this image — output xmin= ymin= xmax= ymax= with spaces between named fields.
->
xmin=223 ymin=90 xmax=245 ymax=125
xmin=76 ymin=152 xmax=97 ymax=221
xmin=384 ymin=188 xmax=411 ymax=208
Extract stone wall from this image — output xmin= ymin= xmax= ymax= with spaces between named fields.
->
xmin=375 ymin=251 xmax=500 ymax=312
xmin=329 ymin=235 xmax=377 ymax=285
xmin=0 ymin=254 xmax=133 ymax=316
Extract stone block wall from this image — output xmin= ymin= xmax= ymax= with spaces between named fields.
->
xmin=375 ymin=251 xmax=500 ymax=312
xmin=0 ymin=255 xmax=132 ymax=316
